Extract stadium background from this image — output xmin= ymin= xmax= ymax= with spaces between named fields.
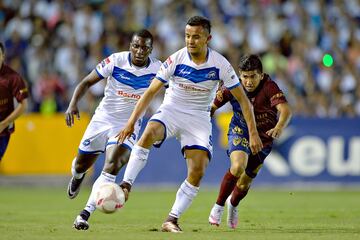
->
xmin=0 ymin=0 xmax=359 ymax=186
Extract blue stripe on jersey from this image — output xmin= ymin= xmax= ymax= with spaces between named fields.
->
xmin=95 ymin=68 xmax=104 ymax=79
xmin=155 ymin=75 xmax=167 ymax=83
xmin=112 ymin=66 xmax=156 ymax=90
xmin=174 ymin=64 xmax=219 ymax=83
xmin=227 ymin=82 xmax=240 ymax=90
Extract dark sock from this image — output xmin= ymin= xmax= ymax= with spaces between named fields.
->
xmin=216 ymin=170 xmax=239 ymax=206
xmin=80 ymin=209 xmax=90 ymax=221
xmin=165 ymin=215 xmax=178 ymax=223
xmin=120 ymin=181 xmax=132 ymax=192
xmin=230 ymin=185 xmax=249 ymax=207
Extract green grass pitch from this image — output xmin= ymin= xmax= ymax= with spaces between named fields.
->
xmin=0 ymin=186 xmax=359 ymax=240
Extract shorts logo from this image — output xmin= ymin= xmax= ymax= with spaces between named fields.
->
xmin=232 ymin=126 xmax=243 ymax=135
xmin=232 ymin=137 xmax=249 ymax=148
xmin=83 ymin=139 xmax=91 ymax=146
xmin=233 ymin=138 xmax=242 ymax=146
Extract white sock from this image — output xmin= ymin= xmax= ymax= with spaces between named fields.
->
xmin=122 ymin=145 xmax=150 ymax=185
xmin=71 ymin=157 xmax=85 ymax=179
xmin=84 ymin=171 xmax=116 ymax=214
xmin=169 ymin=180 xmax=199 ymax=219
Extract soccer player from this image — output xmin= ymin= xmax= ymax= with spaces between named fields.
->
xmin=65 ymin=29 xmax=161 ymax=230
xmin=208 ymin=54 xmax=292 ymax=228
xmin=117 ymin=16 xmax=263 ymax=233
xmin=0 ymin=42 xmax=28 ymax=161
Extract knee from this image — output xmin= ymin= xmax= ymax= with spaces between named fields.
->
xmin=230 ymin=161 xmax=246 ymax=177
xmin=237 ymin=183 xmax=250 ymax=192
xmin=138 ymin=127 xmax=159 ymax=147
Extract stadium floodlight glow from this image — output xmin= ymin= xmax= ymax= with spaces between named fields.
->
xmin=322 ymin=54 xmax=334 ymax=67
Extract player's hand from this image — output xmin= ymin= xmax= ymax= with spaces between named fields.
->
xmin=249 ymin=133 xmax=263 ymax=155
xmin=117 ymin=123 xmax=135 ymax=144
xmin=65 ymin=105 xmax=80 ymax=127
xmin=266 ymin=127 xmax=283 ymax=139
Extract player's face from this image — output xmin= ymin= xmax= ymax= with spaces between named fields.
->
xmin=185 ymin=25 xmax=210 ymax=56
xmin=239 ymin=70 xmax=263 ymax=92
xmin=129 ymin=36 xmax=152 ymax=67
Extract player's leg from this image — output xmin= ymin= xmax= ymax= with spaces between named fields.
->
xmin=0 ymin=134 xmax=10 ymax=162
xmin=74 ymin=144 xmax=130 ymax=230
xmin=67 ymin=152 xmax=99 ymax=199
xmin=162 ymin=149 xmax=209 ymax=233
xmin=68 ymin=119 xmax=109 ymax=199
xmin=227 ymin=147 xmax=271 ymax=229
xmin=120 ymin=121 xmax=165 ymax=193
xmin=209 ymin=150 xmax=248 ymax=226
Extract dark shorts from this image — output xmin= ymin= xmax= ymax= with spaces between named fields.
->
xmin=0 ymin=135 xmax=10 ymax=160
xmin=245 ymin=146 xmax=272 ymax=178
xmin=227 ymin=119 xmax=251 ymax=156
xmin=226 ymin=118 xmax=272 ymax=178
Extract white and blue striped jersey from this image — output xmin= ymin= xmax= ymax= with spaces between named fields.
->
xmin=156 ymin=47 xmax=240 ymax=112
xmin=94 ymin=51 xmax=161 ymax=122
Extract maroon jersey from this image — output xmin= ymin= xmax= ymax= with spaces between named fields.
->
xmin=0 ymin=64 xmax=28 ymax=136
xmin=214 ymin=74 xmax=287 ymax=147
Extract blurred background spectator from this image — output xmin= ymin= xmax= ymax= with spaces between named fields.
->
xmin=0 ymin=0 xmax=359 ymax=117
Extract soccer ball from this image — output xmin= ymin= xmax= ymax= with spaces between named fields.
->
xmin=95 ymin=182 xmax=125 ymax=214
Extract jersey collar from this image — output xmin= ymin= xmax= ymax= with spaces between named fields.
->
xmin=127 ymin=52 xmax=151 ymax=68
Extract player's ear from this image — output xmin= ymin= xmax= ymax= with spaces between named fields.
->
xmin=207 ymin=34 xmax=212 ymax=43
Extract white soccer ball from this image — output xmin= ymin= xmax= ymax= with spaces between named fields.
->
xmin=95 ymin=182 xmax=125 ymax=214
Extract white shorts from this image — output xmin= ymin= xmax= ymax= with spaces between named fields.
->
xmin=78 ymin=116 xmax=142 ymax=154
xmin=149 ymin=104 xmax=213 ymax=159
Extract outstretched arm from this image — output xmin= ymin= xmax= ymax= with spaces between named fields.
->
xmin=266 ymin=102 xmax=292 ymax=138
xmin=65 ymin=70 xmax=102 ymax=127
xmin=117 ymin=78 xmax=164 ymax=143
xmin=230 ymin=86 xmax=263 ymax=154
xmin=0 ymin=98 xmax=28 ymax=133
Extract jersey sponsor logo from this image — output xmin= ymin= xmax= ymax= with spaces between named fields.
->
xmin=112 ymin=67 xmax=155 ymax=90
xmin=178 ymin=83 xmax=209 ymax=92
xmin=82 ymin=139 xmax=91 ymax=146
xmin=174 ymin=64 xmax=220 ymax=83
xmin=179 ymin=69 xmax=192 ymax=75
xmin=119 ymin=73 xmax=131 ymax=80
xmin=117 ymin=90 xmax=141 ymax=99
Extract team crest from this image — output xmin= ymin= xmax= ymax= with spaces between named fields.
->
xmin=233 ymin=138 xmax=241 ymax=146
xmin=82 ymin=139 xmax=91 ymax=146
xmin=232 ymin=126 xmax=243 ymax=135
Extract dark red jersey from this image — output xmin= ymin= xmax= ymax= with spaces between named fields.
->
xmin=0 ymin=64 xmax=28 ymax=136
xmin=214 ymin=74 xmax=287 ymax=147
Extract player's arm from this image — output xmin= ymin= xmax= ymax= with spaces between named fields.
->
xmin=230 ymin=86 xmax=263 ymax=154
xmin=65 ymin=70 xmax=102 ymax=127
xmin=266 ymin=102 xmax=292 ymax=139
xmin=211 ymin=85 xmax=231 ymax=117
xmin=0 ymin=98 xmax=28 ymax=133
xmin=117 ymin=78 xmax=164 ymax=143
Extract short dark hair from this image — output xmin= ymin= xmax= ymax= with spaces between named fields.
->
xmin=239 ymin=54 xmax=263 ymax=73
xmin=132 ymin=29 xmax=153 ymax=46
xmin=186 ymin=16 xmax=211 ymax=34
xmin=0 ymin=42 xmax=4 ymax=54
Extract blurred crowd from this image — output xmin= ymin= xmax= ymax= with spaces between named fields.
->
xmin=0 ymin=0 xmax=359 ymax=117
